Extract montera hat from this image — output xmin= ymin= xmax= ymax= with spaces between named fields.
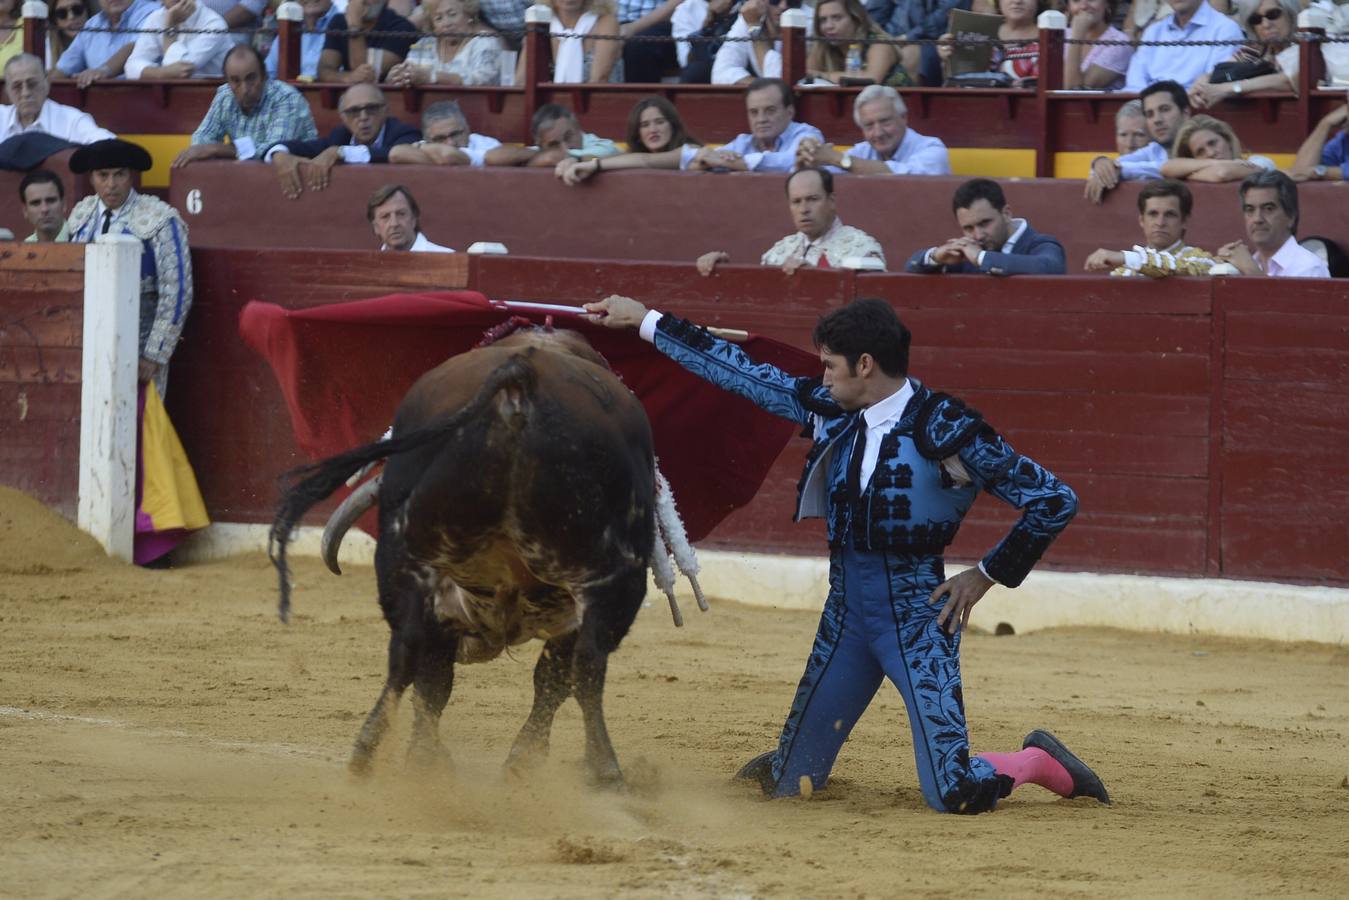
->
xmin=69 ymin=139 xmax=153 ymax=174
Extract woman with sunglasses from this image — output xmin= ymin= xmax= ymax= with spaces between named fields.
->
xmin=1188 ymin=0 xmax=1300 ymax=108
xmin=46 ymin=0 xmax=96 ymax=70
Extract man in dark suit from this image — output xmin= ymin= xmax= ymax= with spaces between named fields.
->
xmin=264 ymin=83 xmax=420 ymax=200
xmin=906 ymin=178 xmax=1066 ymax=276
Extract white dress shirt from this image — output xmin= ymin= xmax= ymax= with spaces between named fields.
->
xmin=1256 ymin=235 xmax=1331 ymax=278
xmin=126 ymin=4 xmax=233 ymax=79
xmin=0 ymin=99 xmax=115 ymax=144
xmin=846 ymin=128 xmax=951 ymax=176
xmin=711 ymin=8 xmax=815 ymax=85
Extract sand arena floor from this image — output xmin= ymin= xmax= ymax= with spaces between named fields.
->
xmin=2 ymin=486 xmax=1347 ymax=899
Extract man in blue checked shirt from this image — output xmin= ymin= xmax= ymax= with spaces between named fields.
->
xmin=54 ymin=0 xmax=159 ymax=87
xmin=174 ymin=45 xmax=318 ymax=168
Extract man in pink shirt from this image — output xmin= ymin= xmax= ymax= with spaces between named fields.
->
xmin=1216 ymin=170 xmax=1330 ymax=278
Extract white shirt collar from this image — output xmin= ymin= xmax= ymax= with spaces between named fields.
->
xmin=862 ymin=378 xmax=914 ymax=431
xmin=1002 ymin=218 xmax=1029 ymax=253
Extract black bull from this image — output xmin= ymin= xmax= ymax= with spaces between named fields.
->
xmin=270 ymin=327 xmax=656 ymax=785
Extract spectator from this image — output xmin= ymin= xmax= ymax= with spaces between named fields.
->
xmin=44 ymin=0 xmax=96 ymax=71
xmin=264 ymin=83 xmax=420 ymax=199
xmin=1216 ymin=169 xmax=1329 ymax=277
xmin=1122 ymin=0 xmax=1170 ymax=39
xmin=1161 ymin=113 xmax=1274 ymax=182
xmin=126 ymin=0 xmax=233 ymax=80
xmin=558 ymin=95 xmax=704 ymax=182
xmin=1124 ymin=0 xmax=1242 ymax=92
xmin=672 ymin=0 xmax=740 ymax=83
xmin=1064 ymin=0 xmax=1133 ymax=91
xmin=711 ymin=77 xmax=824 ymax=172
xmin=478 ymin=0 xmax=531 ymax=35
xmin=796 ymin=84 xmax=951 ymax=175
xmin=318 ymin=0 xmax=419 ymax=83
xmin=18 ymin=169 xmax=68 ymax=242
xmin=200 ymin=0 xmax=268 ymax=40
xmin=1114 ymin=99 xmax=1149 ymax=156
xmin=66 ymin=139 xmax=193 ymax=394
xmin=867 ymin=0 xmax=964 ymax=83
xmin=173 ymin=46 xmax=317 ymax=168
xmin=54 ymin=0 xmax=159 ymax=86
xmin=712 ymin=0 xmax=815 ymax=86
xmin=938 ymin=0 xmax=1041 ymax=87
xmin=1188 ymin=0 xmax=1300 ymax=108
xmin=368 ymin=184 xmax=454 ymax=252
xmin=617 ymin=0 xmax=683 ymax=83
xmin=1084 ymin=179 xmax=1217 ymax=276
xmin=389 ymin=100 xmax=502 ymax=165
xmin=0 ymin=0 xmax=21 ymax=75
xmin=1289 ymin=90 xmax=1348 ymax=183
xmin=807 ymin=0 xmax=903 ymax=86
xmin=907 ymin=177 xmax=1067 ymax=275
xmin=696 ymin=167 xmax=886 ymax=275
xmin=488 ymin=103 xmax=621 ymax=166
xmin=516 ymin=0 xmax=621 ymax=83
xmin=0 ymin=55 xmax=116 ymax=142
xmin=265 ymin=0 xmax=342 ymax=79
xmin=386 ymin=0 xmax=504 ymax=86
xmin=1084 ymin=79 xmax=1191 ymax=203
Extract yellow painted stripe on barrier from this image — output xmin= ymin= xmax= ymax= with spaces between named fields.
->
xmin=1056 ymin=151 xmax=1297 ymax=179
xmin=948 ymin=148 xmax=1036 ymax=178
xmin=125 ymin=134 xmax=193 ymax=189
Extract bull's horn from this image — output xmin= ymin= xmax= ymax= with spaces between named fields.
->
xmin=322 ymin=473 xmax=382 ymax=576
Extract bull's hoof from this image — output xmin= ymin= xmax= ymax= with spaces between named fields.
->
xmin=406 ymin=739 xmax=452 ymax=771
xmin=584 ymin=761 xmax=626 ymax=792
xmin=503 ymin=742 xmax=549 ymax=779
xmin=347 ymin=749 xmax=375 ymax=778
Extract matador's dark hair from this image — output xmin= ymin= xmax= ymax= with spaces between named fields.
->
xmin=812 ymin=297 xmax=910 ymax=377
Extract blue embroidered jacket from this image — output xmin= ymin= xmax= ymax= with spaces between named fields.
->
xmin=653 ymin=315 xmax=1077 ymax=587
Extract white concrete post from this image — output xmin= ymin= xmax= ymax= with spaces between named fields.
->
xmin=78 ymin=234 xmax=141 ymax=562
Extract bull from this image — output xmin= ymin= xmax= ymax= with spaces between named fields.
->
xmin=270 ymin=323 xmax=695 ymax=786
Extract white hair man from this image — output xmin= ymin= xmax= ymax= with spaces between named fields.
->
xmin=0 ymin=55 xmax=115 ymax=143
xmin=797 ymin=84 xmax=950 ymax=176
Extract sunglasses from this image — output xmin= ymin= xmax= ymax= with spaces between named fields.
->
xmin=55 ymin=5 xmax=87 ymax=18
xmin=340 ymin=102 xmax=385 ymax=118
xmin=1246 ymin=7 xmax=1283 ymax=26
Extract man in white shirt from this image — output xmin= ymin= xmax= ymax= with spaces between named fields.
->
xmin=712 ymin=0 xmax=814 ymax=85
xmin=0 ymin=55 xmax=115 ymax=144
xmin=691 ymin=77 xmax=823 ymax=174
xmin=696 ymin=167 xmax=884 ymax=275
xmin=796 ymin=84 xmax=950 ymax=176
xmin=1123 ymin=0 xmax=1242 ymax=92
xmin=369 ymin=184 xmax=454 ymax=253
xmin=1216 ymin=170 xmax=1330 ymax=278
xmin=126 ymin=0 xmax=234 ymax=80
xmin=389 ymin=101 xmax=502 ymax=167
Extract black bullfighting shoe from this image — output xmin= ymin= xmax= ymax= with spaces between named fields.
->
xmin=1023 ymin=729 xmax=1111 ymax=805
xmin=735 ymin=750 xmax=778 ymax=796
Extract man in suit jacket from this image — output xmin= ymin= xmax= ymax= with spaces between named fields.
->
xmin=264 ymin=83 xmax=420 ymax=200
xmin=906 ymin=178 xmax=1066 ymax=276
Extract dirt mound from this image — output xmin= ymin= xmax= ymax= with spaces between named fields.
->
xmin=0 ymin=487 xmax=117 ymax=574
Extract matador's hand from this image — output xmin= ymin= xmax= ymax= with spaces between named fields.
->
xmin=583 ymin=295 xmax=649 ymax=329
xmin=930 ymin=566 xmax=996 ymax=635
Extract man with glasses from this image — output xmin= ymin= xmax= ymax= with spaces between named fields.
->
xmin=264 ymin=83 xmax=420 ymax=200
xmin=54 ymin=0 xmax=158 ymax=87
xmin=0 ymin=54 xmax=115 ymax=143
xmin=174 ymin=45 xmax=317 ymax=168
xmin=389 ymin=100 xmax=502 ymax=167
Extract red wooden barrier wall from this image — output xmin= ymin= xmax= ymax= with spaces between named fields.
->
xmin=0 ymin=243 xmax=86 ymax=518
xmin=167 ymin=165 xmax=1349 ymax=271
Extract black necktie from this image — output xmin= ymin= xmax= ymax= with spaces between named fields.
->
xmin=100 ymin=209 xmax=113 ymax=235
xmin=846 ymin=417 xmax=867 ymax=500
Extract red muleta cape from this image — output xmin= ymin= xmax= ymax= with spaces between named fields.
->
xmin=238 ymin=291 xmax=819 ymax=543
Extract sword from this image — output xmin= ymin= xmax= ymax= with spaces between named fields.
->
xmin=493 ymin=300 xmax=749 ymax=342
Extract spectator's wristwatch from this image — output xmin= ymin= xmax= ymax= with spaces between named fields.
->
xmin=1232 ymin=82 xmax=1244 ymax=95
xmin=1314 ymin=165 xmax=1328 ymax=180
xmin=840 ymin=154 xmax=853 ymax=171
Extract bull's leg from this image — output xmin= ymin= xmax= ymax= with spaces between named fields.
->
xmin=350 ymin=631 xmax=416 ymax=776
xmin=572 ymin=568 xmax=647 ymax=789
xmin=504 ymin=631 xmax=577 ymax=774
xmin=407 ymin=634 xmax=457 ymax=769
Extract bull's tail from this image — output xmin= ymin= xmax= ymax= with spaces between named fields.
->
xmin=270 ymin=355 xmax=539 ymax=623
